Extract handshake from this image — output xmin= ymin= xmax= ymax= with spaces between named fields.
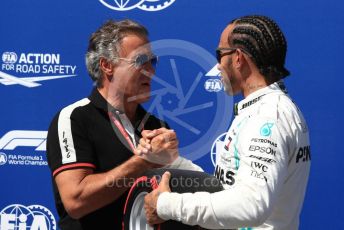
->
xmin=134 ymin=128 xmax=179 ymax=166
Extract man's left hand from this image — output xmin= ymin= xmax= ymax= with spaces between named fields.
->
xmin=144 ymin=171 xmax=172 ymax=226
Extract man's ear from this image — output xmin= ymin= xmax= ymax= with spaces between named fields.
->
xmin=234 ymin=49 xmax=245 ymax=69
xmin=99 ymin=57 xmax=114 ymax=76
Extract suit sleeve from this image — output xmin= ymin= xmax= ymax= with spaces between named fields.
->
xmin=164 ymin=156 xmax=203 ymax=172
xmin=157 ymin=116 xmax=289 ymax=229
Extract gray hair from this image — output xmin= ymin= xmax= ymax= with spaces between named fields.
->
xmin=85 ymin=19 xmax=148 ymax=88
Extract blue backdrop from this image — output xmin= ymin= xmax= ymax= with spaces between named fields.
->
xmin=1 ymin=0 xmax=343 ymax=229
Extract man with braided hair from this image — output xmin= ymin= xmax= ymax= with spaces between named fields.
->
xmin=144 ymin=15 xmax=310 ymax=229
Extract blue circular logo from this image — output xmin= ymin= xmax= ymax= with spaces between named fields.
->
xmin=107 ymin=39 xmax=233 ymax=165
xmin=147 ymin=39 xmax=233 ymax=161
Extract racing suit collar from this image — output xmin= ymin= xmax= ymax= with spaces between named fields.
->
xmin=234 ymin=80 xmax=287 ymax=116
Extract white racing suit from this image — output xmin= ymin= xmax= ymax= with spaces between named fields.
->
xmin=157 ymin=81 xmax=311 ymax=229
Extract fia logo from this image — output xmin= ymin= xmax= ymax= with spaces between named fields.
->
xmin=0 ymin=130 xmax=47 ymax=151
xmin=204 ymin=79 xmax=222 ymax=92
xmin=0 ymin=204 xmax=56 ymax=230
xmin=205 ymin=66 xmax=224 ymax=92
xmin=99 ymin=0 xmax=176 ymax=11
xmin=2 ymin=52 xmax=17 ymax=64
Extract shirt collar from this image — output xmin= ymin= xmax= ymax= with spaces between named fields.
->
xmin=88 ymin=87 xmax=149 ymax=128
xmin=235 ymin=81 xmax=287 ymax=116
xmin=89 ymin=88 xmax=110 ymax=111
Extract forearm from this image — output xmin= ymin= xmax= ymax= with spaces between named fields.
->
xmin=164 ymin=156 xmax=203 ymax=172
xmin=58 ymin=155 xmax=154 ymax=219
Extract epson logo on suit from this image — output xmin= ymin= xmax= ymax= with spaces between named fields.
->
xmin=0 ymin=51 xmax=77 ymax=87
xmin=248 ymin=145 xmax=276 ymax=156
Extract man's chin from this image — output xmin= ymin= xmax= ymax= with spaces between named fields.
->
xmin=137 ymin=96 xmax=150 ymax=104
xmin=127 ymin=92 xmax=150 ymax=104
xmin=135 ymin=94 xmax=151 ymax=103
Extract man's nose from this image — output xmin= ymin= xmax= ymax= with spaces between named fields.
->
xmin=140 ymin=66 xmax=155 ymax=79
xmin=143 ymin=63 xmax=155 ymax=78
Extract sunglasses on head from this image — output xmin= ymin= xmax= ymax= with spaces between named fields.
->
xmin=116 ymin=53 xmax=158 ymax=69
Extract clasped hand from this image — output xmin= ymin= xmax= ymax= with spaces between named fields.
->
xmin=135 ymin=127 xmax=179 ymax=166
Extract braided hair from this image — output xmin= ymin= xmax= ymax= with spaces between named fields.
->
xmin=229 ymin=15 xmax=290 ymax=82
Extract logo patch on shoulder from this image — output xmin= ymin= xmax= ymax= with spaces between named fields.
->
xmin=260 ymin=123 xmax=274 ymax=136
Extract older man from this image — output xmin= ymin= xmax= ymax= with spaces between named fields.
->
xmin=46 ymin=19 xmax=200 ymax=230
xmin=144 ymin=15 xmax=311 ymax=230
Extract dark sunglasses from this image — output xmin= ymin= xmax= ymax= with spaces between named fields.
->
xmin=117 ymin=53 xmax=158 ymax=69
xmin=216 ymin=47 xmax=252 ymax=63
xmin=216 ymin=48 xmax=237 ymax=63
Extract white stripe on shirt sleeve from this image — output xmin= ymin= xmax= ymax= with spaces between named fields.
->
xmin=57 ymin=98 xmax=90 ymax=164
